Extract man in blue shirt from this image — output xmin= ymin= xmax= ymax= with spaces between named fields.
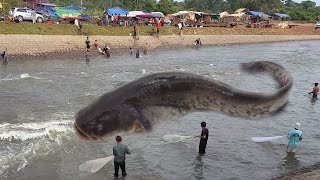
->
xmin=287 ymin=123 xmax=303 ymax=154
xmin=113 ymin=136 xmax=131 ymax=177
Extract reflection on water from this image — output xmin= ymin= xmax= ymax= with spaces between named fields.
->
xmin=193 ymin=155 xmax=204 ymax=180
xmin=282 ymin=153 xmax=300 ymax=167
xmin=310 ymin=97 xmax=318 ymax=105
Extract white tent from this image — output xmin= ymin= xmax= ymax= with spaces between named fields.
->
xmin=128 ymin=11 xmax=144 ymax=17
xmin=172 ymin=11 xmax=190 ymax=16
xmin=151 ymin=12 xmax=164 ymax=17
xmin=172 ymin=11 xmax=204 ymax=17
xmin=219 ymin=11 xmax=229 ymax=18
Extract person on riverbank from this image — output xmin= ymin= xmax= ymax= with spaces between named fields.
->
xmin=113 ymin=135 xmax=131 ymax=177
xmin=287 ymin=123 xmax=303 ymax=154
xmin=136 ymin=50 xmax=140 ymax=58
xmin=195 ymin=121 xmax=209 ymax=155
xmin=193 ymin=38 xmax=202 ymax=46
xmin=31 ymin=11 xmax=36 ymax=24
xmin=102 ymin=45 xmax=111 ymax=58
xmin=309 ymin=83 xmax=319 ymax=98
xmin=93 ymin=39 xmax=99 ymax=49
xmin=133 ymin=24 xmax=138 ymax=40
xmin=1 ymin=49 xmax=8 ymax=63
xmin=143 ymin=43 xmax=148 ymax=54
xmin=85 ymin=37 xmax=90 ymax=52
xmin=178 ymin=22 xmax=183 ymax=36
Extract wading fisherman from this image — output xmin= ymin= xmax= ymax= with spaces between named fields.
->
xmin=287 ymin=123 xmax=303 ymax=154
xmin=113 ymin=136 xmax=131 ymax=177
xmin=195 ymin=121 xmax=209 ymax=155
xmin=309 ymin=83 xmax=319 ymax=98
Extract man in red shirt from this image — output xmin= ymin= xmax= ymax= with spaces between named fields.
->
xmin=309 ymin=83 xmax=319 ymax=98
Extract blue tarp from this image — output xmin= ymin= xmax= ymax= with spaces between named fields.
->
xmin=47 ymin=7 xmax=58 ymax=17
xmin=248 ymin=11 xmax=265 ymax=17
xmin=107 ymin=6 xmax=129 ymax=16
xmin=272 ymin=13 xmax=290 ymax=18
xmin=79 ymin=14 xmax=91 ymax=20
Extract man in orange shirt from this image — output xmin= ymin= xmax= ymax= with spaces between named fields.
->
xmin=156 ymin=19 xmax=161 ymax=35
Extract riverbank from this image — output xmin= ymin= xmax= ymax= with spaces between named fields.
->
xmin=2 ymin=34 xmax=320 ymax=57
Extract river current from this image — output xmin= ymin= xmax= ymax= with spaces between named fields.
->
xmin=0 ymin=41 xmax=319 ymax=180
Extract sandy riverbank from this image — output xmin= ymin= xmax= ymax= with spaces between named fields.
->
xmin=1 ymin=34 xmax=320 ymax=56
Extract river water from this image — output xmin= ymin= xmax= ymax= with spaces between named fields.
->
xmin=0 ymin=41 xmax=319 ymax=180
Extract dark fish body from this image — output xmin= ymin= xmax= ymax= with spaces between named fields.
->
xmin=74 ymin=61 xmax=292 ymax=141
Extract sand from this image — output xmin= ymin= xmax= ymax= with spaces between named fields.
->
xmin=1 ymin=34 xmax=320 ymax=56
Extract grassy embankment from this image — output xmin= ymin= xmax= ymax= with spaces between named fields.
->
xmin=0 ymin=21 xmax=319 ymax=36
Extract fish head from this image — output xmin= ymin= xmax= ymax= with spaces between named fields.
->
xmin=74 ymin=104 xmax=142 ymax=141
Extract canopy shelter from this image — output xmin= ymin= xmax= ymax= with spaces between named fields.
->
xmin=128 ymin=11 xmax=144 ymax=17
xmin=54 ymin=8 xmax=81 ymax=18
xmin=46 ymin=7 xmax=58 ymax=17
xmin=172 ymin=11 xmax=204 ymax=17
xmin=261 ymin=14 xmax=272 ymax=20
xmin=62 ymin=5 xmax=85 ymax=11
xmin=136 ymin=12 xmax=164 ymax=18
xmin=106 ymin=6 xmax=128 ymax=16
xmin=219 ymin=11 xmax=229 ymax=18
xmin=271 ymin=13 xmax=290 ymax=20
xmin=151 ymin=12 xmax=164 ymax=17
xmin=248 ymin=11 xmax=265 ymax=17
xmin=136 ymin=13 xmax=156 ymax=18
xmin=235 ymin=8 xmax=248 ymax=14
xmin=37 ymin=3 xmax=57 ymax=8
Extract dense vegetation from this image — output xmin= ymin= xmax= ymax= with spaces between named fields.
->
xmin=1 ymin=0 xmax=320 ymax=21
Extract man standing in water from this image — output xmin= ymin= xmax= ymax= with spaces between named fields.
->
xmin=287 ymin=123 xmax=303 ymax=154
xmin=195 ymin=121 xmax=209 ymax=155
xmin=309 ymin=83 xmax=319 ymax=98
xmin=113 ymin=136 xmax=131 ymax=177
xmin=1 ymin=48 xmax=8 ymax=63
xmin=85 ymin=37 xmax=90 ymax=52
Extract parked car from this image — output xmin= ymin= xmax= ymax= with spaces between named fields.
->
xmin=315 ymin=22 xmax=320 ymax=29
xmin=9 ymin=7 xmax=44 ymax=23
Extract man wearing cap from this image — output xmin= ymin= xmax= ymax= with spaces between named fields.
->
xmin=195 ymin=121 xmax=209 ymax=155
xmin=287 ymin=123 xmax=303 ymax=154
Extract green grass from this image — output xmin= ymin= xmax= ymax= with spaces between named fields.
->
xmin=1 ymin=21 xmax=317 ymax=36
xmin=0 ymin=21 xmax=181 ymax=36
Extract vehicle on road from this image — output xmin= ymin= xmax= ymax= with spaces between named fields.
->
xmin=9 ymin=7 xmax=44 ymax=23
xmin=315 ymin=22 xmax=320 ymax=29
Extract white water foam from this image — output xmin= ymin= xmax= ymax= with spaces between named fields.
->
xmin=0 ymin=73 xmax=45 ymax=81
xmin=0 ymin=120 xmax=73 ymax=141
xmin=20 ymin=73 xmax=44 ymax=80
xmin=0 ymin=115 xmax=74 ymax=176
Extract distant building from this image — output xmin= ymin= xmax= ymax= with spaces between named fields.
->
xmin=26 ymin=0 xmax=52 ymax=9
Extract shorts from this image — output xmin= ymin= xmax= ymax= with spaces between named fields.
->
xmin=287 ymin=146 xmax=296 ymax=153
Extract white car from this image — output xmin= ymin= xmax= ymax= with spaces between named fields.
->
xmin=9 ymin=7 xmax=44 ymax=23
xmin=315 ymin=22 xmax=320 ymax=29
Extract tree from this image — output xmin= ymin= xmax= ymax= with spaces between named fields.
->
xmin=300 ymin=0 xmax=316 ymax=9
xmin=157 ymin=0 xmax=176 ymax=14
